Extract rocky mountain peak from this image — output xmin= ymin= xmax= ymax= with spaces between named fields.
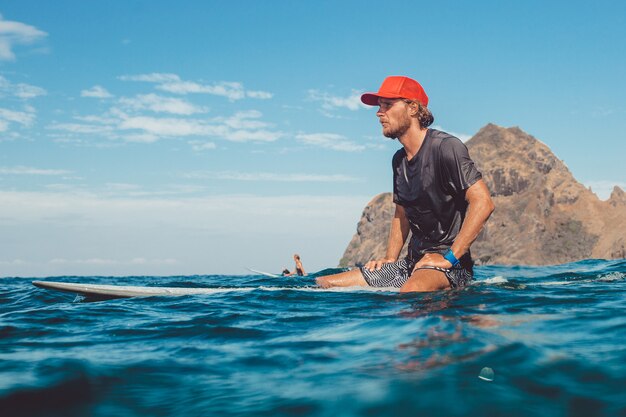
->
xmin=466 ymin=124 xmax=581 ymax=202
xmin=608 ymin=186 xmax=626 ymax=207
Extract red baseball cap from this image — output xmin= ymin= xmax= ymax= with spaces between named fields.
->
xmin=361 ymin=76 xmax=429 ymax=107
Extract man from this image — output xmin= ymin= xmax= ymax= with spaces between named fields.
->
xmin=316 ymin=76 xmax=494 ymax=292
xmin=283 ymin=254 xmax=307 ymax=277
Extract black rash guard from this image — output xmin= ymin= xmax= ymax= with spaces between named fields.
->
xmin=392 ymin=128 xmax=482 ymax=263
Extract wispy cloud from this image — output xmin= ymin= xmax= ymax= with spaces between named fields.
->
xmin=50 ymin=107 xmax=283 ymax=145
xmin=218 ymin=110 xmax=268 ymax=129
xmin=0 ymin=166 xmax=71 ymax=176
xmin=48 ymin=122 xmax=116 ymax=135
xmin=0 ymin=76 xmax=45 ymax=137
xmin=183 ymin=171 xmax=359 ymax=182
xmin=246 ymin=90 xmax=273 ymax=99
xmin=118 ymin=93 xmax=208 ymax=115
xmin=0 ymin=107 xmax=35 ymax=126
xmin=0 ymin=106 xmax=37 ymax=135
xmin=296 ymin=132 xmax=367 ymax=152
xmin=0 ymin=75 xmax=46 ymax=99
xmin=188 ymin=140 xmax=217 ymax=151
xmin=118 ymin=73 xmax=180 ymax=83
xmin=115 ymin=112 xmax=220 ymax=137
xmin=47 ymin=74 xmax=284 ymax=148
xmin=0 ymin=14 xmax=48 ymax=61
xmin=81 ymin=85 xmax=113 ymax=98
xmin=119 ymin=73 xmax=273 ymax=101
xmin=308 ymin=89 xmax=364 ymax=112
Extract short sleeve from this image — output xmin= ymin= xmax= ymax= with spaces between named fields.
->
xmin=391 ymin=149 xmax=405 ymax=204
xmin=439 ymin=137 xmax=482 ymax=194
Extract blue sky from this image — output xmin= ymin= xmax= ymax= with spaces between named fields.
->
xmin=1 ymin=1 xmax=625 ymax=276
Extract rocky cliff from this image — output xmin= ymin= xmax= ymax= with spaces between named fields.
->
xmin=339 ymin=124 xmax=626 ymax=266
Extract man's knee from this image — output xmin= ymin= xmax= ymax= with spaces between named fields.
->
xmin=400 ymin=270 xmax=450 ymax=293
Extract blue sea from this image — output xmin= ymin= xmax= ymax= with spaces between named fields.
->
xmin=1 ymin=259 xmax=626 ymax=417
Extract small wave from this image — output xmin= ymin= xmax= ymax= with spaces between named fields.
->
xmin=478 ymin=276 xmax=509 ymax=285
xmin=535 ymin=280 xmax=579 ymax=286
xmin=537 ymin=272 xmax=624 ymax=286
xmin=597 ymin=272 xmax=625 ymax=282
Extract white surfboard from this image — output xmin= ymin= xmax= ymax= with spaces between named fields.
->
xmin=245 ymin=268 xmax=280 ymax=278
xmin=33 ymin=280 xmax=395 ymax=299
xmin=33 ymin=280 xmax=254 ymax=299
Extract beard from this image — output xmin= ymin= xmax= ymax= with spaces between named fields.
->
xmin=381 ymin=113 xmax=412 ymax=139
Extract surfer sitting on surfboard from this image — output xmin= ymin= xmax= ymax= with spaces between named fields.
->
xmin=316 ymin=76 xmax=494 ymax=293
xmin=283 ymin=254 xmax=306 ymax=277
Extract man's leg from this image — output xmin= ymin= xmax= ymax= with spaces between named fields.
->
xmin=316 ymin=268 xmax=368 ymax=288
xmin=400 ymin=268 xmax=451 ymax=293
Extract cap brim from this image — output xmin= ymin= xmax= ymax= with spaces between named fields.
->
xmin=360 ymin=93 xmax=380 ymax=106
xmin=361 ymin=92 xmax=404 ymax=106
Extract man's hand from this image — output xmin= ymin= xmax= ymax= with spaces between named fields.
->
xmin=364 ymin=258 xmax=395 ymax=271
xmin=413 ymin=253 xmax=452 ymax=270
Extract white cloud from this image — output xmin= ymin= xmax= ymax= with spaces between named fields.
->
xmin=188 ymin=140 xmax=217 ymax=151
xmin=308 ymin=89 xmax=364 ymax=112
xmin=228 ymin=128 xmax=283 ymax=143
xmin=119 ymin=73 xmax=272 ymax=101
xmin=48 ymin=85 xmax=281 ymax=146
xmin=219 ymin=110 xmax=268 ymax=130
xmin=81 ymin=85 xmax=113 ymax=98
xmin=117 ymin=114 xmax=220 ymax=137
xmin=110 ymin=108 xmax=282 ymax=143
xmin=48 ymin=109 xmax=283 ymax=145
xmin=0 ymin=107 xmax=35 ymax=126
xmin=183 ymin=171 xmax=358 ymax=182
xmin=296 ymin=132 xmax=367 ymax=152
xmin=74 ymin=115 xmax=118 ymax=125
xmin=159 ymin=80 xmax=245 ymax=100
xmin=118 ymin=73 xmax=180 ymax=83
xmin=120 ymin=132 xmax=160 ymax=143
xmin=14 ymin=84 xmax=46 ymax=99
xmin=115 ymin=113 xmax=283 ymax=142
xmin=48 ymin=122 xmax=115 ymax=134
xmin=0 ymin=166 xmax=71 ymax=176
xmin=118 ymin=93 xmax=208 ymax=115
xmin=0 ymin=14 xmax=48 ymax=60
xmin=0 ymin=75 xmax=46 ymax=99
xmin=0 ymin=105 xmax=36 ymax=136
xmin=246 ymin=90 xmax=273 ymax=99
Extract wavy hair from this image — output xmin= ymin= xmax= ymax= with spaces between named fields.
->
xmin=404 ymin=100 xmax=434 ymax=128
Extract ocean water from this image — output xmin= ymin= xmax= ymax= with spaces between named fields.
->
xmin=1 ymin=259 xmax=626 ymax=417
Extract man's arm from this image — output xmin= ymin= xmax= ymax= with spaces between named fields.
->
xmin=415 ymin=179 xmax=494 ymax=269
xmin=365 ymin=204 xmax=410 ymax=270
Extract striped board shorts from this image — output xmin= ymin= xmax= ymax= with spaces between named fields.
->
xmin=359 ymin=258 xmax=473 ymax=289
